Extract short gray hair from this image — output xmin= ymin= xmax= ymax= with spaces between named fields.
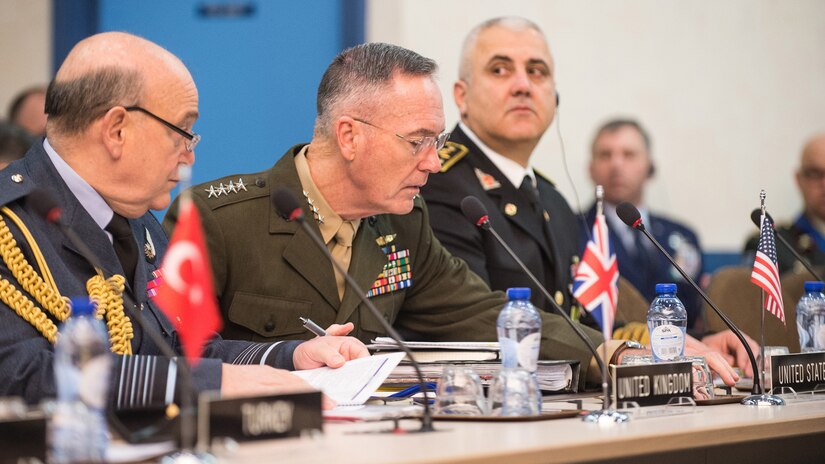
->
xmin=45 ymin=67 xmax=143 ymax=135
xmin=315 ymin=42 xmax=437 ymax=135
xmin=458 ymin=17 xmax=545 ymax=83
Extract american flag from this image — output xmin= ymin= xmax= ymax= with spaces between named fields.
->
xmin=573 ymin=212 xmax=619 ymax=337
xmin=750 ymin=213 xmax=785 ymax=323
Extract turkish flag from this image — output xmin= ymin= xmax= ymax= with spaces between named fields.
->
xmin=154 ymin=198 xmax=222 ymax=365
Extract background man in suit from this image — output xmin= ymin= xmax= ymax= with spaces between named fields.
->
xmin=583 ymin=119 xmax=705 ymax=333
xmin=420 ymin=17 xmax=579 ymax=315
xmin=0 ymin=32 xmax=366 ymax=407
xmin=745 ymin=134 xmax=825 ymax=274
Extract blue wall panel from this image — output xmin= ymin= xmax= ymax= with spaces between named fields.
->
xmin=96 ymin=1 xmax=358 ymax=214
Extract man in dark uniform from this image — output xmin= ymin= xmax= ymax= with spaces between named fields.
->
xmin=420 ymin=17 xmax=579 ymax=316
xmin=166 ymin=42 xmax=749 ymax=388
xmin=745 ymin=134 xmax=825 ymax=274
xmin=0 ymin=32 xmax=366 ymax=406
xmin=583 ymin=119 xmax=705 ymax=333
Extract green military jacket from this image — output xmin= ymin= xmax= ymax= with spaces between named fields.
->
xmin=164 ymin=144 xmax=603 ymax=386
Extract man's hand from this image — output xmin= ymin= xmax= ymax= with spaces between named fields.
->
xmin=700 ymin=330 xmax=759 ymax=378
xmin=220 ymin=364 xmax=336 ymax=409
xmin=293 ymin=335 xmax=369 ymax=370
xmin=324 ymin=322 xmax=355 ymax=337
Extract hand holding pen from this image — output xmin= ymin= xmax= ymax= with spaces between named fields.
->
xmin=300 ymin=317 xmax=356 ymax=337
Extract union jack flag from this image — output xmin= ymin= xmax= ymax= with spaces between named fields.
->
xmin=751 ymin=213 xmax=785 ymax=323
xmin=573 ymin=212 xmax=619 ymax=337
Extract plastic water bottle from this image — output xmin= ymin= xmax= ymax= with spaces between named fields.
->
xmin=50 ymin=298 xmax=112 ymax=463
xmin=796 ymin=281 xmax=825 ymax=352
xmin=647 ymin=283 xmax=687 ymax=362
xmin=497 ymin=288 xmax=542 ymax=372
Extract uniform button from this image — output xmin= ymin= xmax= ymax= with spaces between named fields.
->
xmin=554 ymin=291 xmax=564 ymax=306
xmin=255 ymin=177 xmax=266 ymax=188
xmin=264 ymin=322 xmax=275 ymax=332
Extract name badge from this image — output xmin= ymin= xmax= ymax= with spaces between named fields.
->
xmin=198 ymin=391 xmax=322 ymax=445
xmin=770 ymin=352 xmax=825 ymax=393
xmin=0 ymin=413 xmax=46 ymax=462
xmin=611 ymin=361 xmax=693 ymax=407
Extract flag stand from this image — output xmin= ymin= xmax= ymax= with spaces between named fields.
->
xmin=742 ymin=190 xmax=784 ymax=406
xmin=582 ymin=186 xmax=629 ymax=423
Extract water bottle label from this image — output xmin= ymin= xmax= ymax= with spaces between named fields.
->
xmin=650 ymin=324 xmax=685 ymax=361
xmin=79 ymin=355 xmax=112 ymax=409
xmin=517 ymin=333 xmax=541 ymax=372
xmin=499 ymin=337 xmax=519 ymax=368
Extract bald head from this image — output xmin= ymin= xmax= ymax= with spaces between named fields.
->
xmin=46 ymin=32 xmax=194 ymax=136
xmin=796 ymin=134 xmax=825 ymax=221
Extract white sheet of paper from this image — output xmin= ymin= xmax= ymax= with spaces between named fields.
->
xmin=292 ymin=352 xmax=406 ymax=406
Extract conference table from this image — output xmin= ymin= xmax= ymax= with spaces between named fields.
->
xmin=221 ymin=394 xmax=825 ymax=464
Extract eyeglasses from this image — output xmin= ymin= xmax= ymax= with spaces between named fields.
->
xmin=800 ymin=167 xmax=825 ymax=182
xmin=353 ymin=117 xmax=450 ymax=156
xmin=125 ymin=106 xmax=201 ymax=152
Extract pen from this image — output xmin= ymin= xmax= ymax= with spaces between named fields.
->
xmin=300 ymin=317 xmax=327 ymax=337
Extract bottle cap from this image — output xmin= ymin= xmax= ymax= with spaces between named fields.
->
xmin=506 ymin=287 xmax=531 ymax=300
xmin=655 ymin=283 xmax=677 ymax=294
xmin=803 ymin=281 xmax=825 ymax=292
xmin=70 ymin=297 xmax=96 ymax=317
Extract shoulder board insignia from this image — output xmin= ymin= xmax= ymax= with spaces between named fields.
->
xmin=438 ymin=141 xmax=469 ymax=173
xmin=533 ymin=168 xmax=556 ymax=187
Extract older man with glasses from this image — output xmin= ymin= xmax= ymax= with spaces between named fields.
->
xmin=164 ymin=42 xmax=613 ymax=390
xmin=0 ymin=31 xmax=368 ymax=407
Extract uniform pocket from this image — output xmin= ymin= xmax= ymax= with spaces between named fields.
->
xmin=227 ymin=291 xmax=311 ymax=338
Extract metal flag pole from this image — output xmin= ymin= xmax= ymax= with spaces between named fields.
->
xmin=583 ymin=185 xmax=629 ymax=423
xmin=742 ymin=190 xmax=784 ymax=406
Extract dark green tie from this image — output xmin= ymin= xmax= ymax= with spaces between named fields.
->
xmin=105 ymin=213 xmax=138 ymax=287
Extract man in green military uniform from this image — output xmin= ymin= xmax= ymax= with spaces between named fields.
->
xmin=165 ymin=42 xmax=744 ymax=388
xmin=165 ymin=43 xmax=606 ymax=386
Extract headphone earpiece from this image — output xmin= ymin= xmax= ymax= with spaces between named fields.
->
xmin=555 ymin=91 xmax=560 ymax=108
xmin=648 ymin=163 xmax=656 ymax=178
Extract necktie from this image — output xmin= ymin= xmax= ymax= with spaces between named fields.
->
xmin=106 ymin=213 xmax=138 ymax=287
xmin=330 ymin=221 xmax=355 ymax=301
xmin=519 ymin=175 xmax=540 ymax=207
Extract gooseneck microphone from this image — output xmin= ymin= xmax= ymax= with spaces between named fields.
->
xmin=749 ymin=209 xmax=823 ymax=282
xmin=459 ymin=196 xmax=607 ymax=376
xmin=271 ymin=188 xmax=435 ymax=433
xmin=616 ymin=202 xmax=762 ymax=395
xmin=26 ymin=189 xmax=198 ymax=449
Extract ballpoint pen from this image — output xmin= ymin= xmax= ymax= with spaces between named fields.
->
xmin=300 ymin=316 xmax=327 ymax=337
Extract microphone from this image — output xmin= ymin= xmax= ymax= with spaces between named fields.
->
xmin=459 ymin=196 xmax=606 ymax=376
xmin=749 ymin=209 xmax=823 ymax=282
xmin=26 ymin=188 xmax=198 ymax=448
xmin=271 ymin=188 xmax=435 ymax=433
xmin=616 ymin=202 xmax=762 ymax=395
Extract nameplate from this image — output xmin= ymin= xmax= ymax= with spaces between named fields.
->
xmin=611 ymin=361 xmax=693 ymax=407
xmin=770 ymin=352 xmax=825 ymax=393
xmin=0 ymin=413 xmax=46 ymax=463
xmin=198 ymin=391 xmax=322 ymax=446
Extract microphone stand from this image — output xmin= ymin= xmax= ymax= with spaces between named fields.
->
xmin=467 ymin=200 xmax=624 ymax=420
xmin=285 ymin=206 xmax=435 ymax=433
xmin=623 ymin=205 xmax=775 ymax=404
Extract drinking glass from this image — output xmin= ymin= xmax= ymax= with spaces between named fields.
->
xmin=488 ymin=368 xmax=541 ymax=416
xmin=434 ymin=366 xmax=487 ymax=416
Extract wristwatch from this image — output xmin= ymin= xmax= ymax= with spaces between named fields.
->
xmin=609 ymin=340 xmax=646 ymax=366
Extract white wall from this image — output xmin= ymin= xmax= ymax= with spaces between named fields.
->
xmin=0 ymin=0 xmax=51 ymax=119
xmin=367 ymin=0 xmax=825 ymax=251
